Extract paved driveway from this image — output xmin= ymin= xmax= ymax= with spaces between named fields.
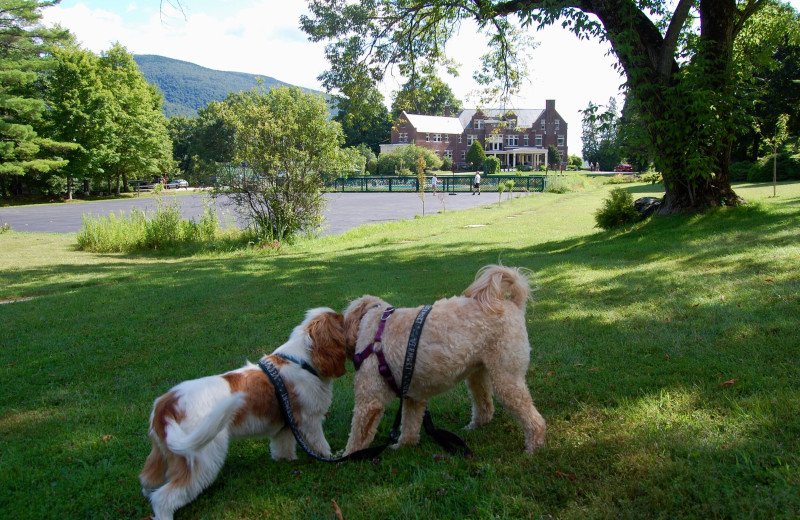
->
xmin=0 ymin=190 xmax=503 ymax=236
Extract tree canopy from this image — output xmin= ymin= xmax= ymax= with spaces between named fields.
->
xmin=216 ymin=86 xmax=347 ymax=240
xmin=302 ymin=0 xmax=771 ymax=214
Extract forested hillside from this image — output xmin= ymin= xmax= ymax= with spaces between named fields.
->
xmin=133 ymin=54 xmax=312 ymax=118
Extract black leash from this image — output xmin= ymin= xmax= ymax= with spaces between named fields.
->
xmin=259 ymin=304 xmax=471 ymax=462
xmin=258 ymin=358 xmax=386 ymax=462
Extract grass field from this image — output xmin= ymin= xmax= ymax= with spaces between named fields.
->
xmin=1 ymin=181 xmax=798 ymax=519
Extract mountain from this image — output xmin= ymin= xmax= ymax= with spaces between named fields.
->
xmin=133 ymin=54 xmax=325 ymax=118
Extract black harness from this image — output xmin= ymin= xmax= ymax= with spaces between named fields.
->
xmin=259 ymin=305 xmax=471 ymax=462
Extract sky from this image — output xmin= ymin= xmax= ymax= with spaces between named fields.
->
xmin=41 ymin=0 xmax=800 ymax=157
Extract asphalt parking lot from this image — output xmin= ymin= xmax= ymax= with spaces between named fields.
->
xmin=0 ymin=190 xmax=506 ymax=236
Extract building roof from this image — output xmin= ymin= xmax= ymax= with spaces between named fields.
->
xmin=458 ymin=109 xmax=545 ymax=129
xmin=402 ymin=112 xmax=465 ymax=134
xmin=402 ymin=107 xmax=551 ymax=134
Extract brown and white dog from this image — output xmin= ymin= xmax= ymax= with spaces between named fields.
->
xmin=139 ymin=308 xmax=347 ymax=520
xmin=342 ymin=265 xmax=546 ymax=455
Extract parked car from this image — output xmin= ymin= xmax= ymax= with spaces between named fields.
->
xmin=614 ymin=163 xmax=633 ymax=172
xmin=129 ymin=180 xmax=149 ymax=190
xmin=166 ymin=179 xmax=189 ymax=189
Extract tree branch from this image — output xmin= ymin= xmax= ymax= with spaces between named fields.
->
xmin=733 ymin=0 xmax=766 ymax=37
xmin=658 ymin=0 xmax=693 ymax=78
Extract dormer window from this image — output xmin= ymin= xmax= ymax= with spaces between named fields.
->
xmin=475 ymin=119 xmax=484 ymax=129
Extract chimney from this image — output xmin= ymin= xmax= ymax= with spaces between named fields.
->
xmin=444 ymin=105 xmax=451 ymax=117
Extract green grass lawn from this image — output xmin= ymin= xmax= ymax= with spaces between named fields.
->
xmin=1 ymin=182 xmax=798 ymax=519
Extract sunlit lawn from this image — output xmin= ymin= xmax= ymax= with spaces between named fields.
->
xmin=1 ymin=181 xmax=798 ymax=519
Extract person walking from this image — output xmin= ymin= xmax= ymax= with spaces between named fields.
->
xmin=472 ymin=171 xmax=481 ymax=195
xmin=431 ymin=174 xmax=438 ymax=195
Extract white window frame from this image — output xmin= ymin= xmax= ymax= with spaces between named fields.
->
xmin=460 ymin=151 xmax=466 ymax=160
xmin=444 ymin=135 xmax=449 ymax=143
xmin=475 ymin=119 xmax=484 ymax=129
xmin=426 ymin=133 xmax=430 ymax=142
xmin=399 ymin=133 xmax=408 ymax=143
xmin=535 ymin=134 xmax=542 ymax=147
xmin=506 ymin=134 xmax=519 ymax=147
xmin=458 ymin=135 xmax=463 ymax=144
xmin=467 ymin=134 xmax=477 ymax=145
xmin=524 ymin=134 xmax=529 ymax=146
xmin=557 ymin=135 xmax=564 ymax=147
xmin=444 ymin=150 xmax=453 ymax=158
xmin=433 ymin=134 xmax=442 ymax=143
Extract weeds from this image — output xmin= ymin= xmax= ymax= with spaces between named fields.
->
xmin=77 ymin=194 xmax=233 ymax=252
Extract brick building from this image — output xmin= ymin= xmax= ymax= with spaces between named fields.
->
xmin=381 ymin=100 xmax=568 ymax=170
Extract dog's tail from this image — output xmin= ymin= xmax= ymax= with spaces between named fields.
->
xmin=463 ymin=264 xmax=531 ymax=314
xmin=165 ymin=392 xmax=247 ymax=455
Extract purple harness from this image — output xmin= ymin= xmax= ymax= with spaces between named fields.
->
xmin=352 ymin=306 xmax=400 ymax=395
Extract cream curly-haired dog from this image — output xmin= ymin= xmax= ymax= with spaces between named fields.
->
xmin=342 ymin=265 xmax=546 ymax=455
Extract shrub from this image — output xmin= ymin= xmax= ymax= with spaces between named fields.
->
xmin=485 ymin=156 xmax=500 ymax=174
xmin=729 ymin=161 xmax=752 ymax=182
xmin=746 ymin=153 xmax=800 ymax=182
xmin=441 ymin=155 xmax=453 ymax=172
xmin=594 ymin=188 xmax=640 ymax=230
xmin=640 ymin=171 xmax=663 ymax=184
xmin=377 ymin=144 xmax=443 ymax=175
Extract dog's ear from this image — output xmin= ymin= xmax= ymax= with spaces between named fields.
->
xmin=342 ymin=296 xmax=375 ymax=351
xmin=308 ymin=312 xmax=347 ymax=378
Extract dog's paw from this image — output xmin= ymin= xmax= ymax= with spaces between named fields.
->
xmin=271 ymin=454 xmax=299 ymax=462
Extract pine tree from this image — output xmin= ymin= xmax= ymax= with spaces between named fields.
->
xmin=0 ymin=0 xmax=74 ymax=197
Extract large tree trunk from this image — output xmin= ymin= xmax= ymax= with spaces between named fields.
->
xmin=582 ymin=0 xmax=748 ymax=214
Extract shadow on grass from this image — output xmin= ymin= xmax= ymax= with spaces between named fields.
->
xmin=2 ymin=195 xmax=799 ymax=518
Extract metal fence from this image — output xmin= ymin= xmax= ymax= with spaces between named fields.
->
xmin=326 ymin=175 xmax=550 ymax=193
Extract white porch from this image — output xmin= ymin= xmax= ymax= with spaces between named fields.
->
xmin=486 ymin=147 xmax=548 ymax=169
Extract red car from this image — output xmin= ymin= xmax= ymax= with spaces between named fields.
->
xmin=614 ymin=163 xmax=633 ymax=172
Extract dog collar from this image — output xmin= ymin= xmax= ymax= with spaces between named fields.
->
xmin=274 ymin=353 xmax=319 ymax=378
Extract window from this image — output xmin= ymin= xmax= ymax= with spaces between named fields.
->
xmin=467 ymin=134 xmax=477 ymax=145
xmin=444 ymin=150 xmax=453 ymax=158
xmin=458 ymin=135 xmax=463 ymax=143
xmin=460 ymin=151 xmax=466 ymax=160
xmin=426 ymin=133 xmax=430 ymax=142
xmin=535 ymin=134 xmax=542 ymax=147
xmin=555 ymin=119 xmax=560 ymax=131
xmin=506 ymin=134 xmax=519 ymax=147
xmin=399 ymin=133 xmax=408 ymax=143
xmin=487 ymin=135 xmax=502 ymax=151
xmin=475 ymin=119 xmax=484 ymax=129
xmin=540 ymin=120 xmax=545 ymax=130
xmin=557 ymin=135 xmax=564 ymax=147
xmin=524 ymin=134 xmax=529 ymax=146
xmin=433 ymin=134 xmax=442 ymax=142
xmin=444 ymin=135 xmax=449 ymax=143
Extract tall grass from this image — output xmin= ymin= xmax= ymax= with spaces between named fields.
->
xmin=77 ymin=194 xmax=227 ymax=252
